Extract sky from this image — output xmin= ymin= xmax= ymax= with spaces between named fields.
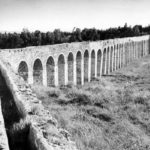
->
xmin=0 ymin=0 xmax=150 ymax=32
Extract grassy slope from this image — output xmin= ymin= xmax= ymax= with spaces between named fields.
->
xmin=32 ymin=55 xmax=150 ymax=150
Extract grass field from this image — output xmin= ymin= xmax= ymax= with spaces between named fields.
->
xmin=31 ymin=55 xmax=150 ymax=150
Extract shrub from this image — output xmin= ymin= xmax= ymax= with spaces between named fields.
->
xmin=47 ymin=88 xmax=60 ymax=98
xmin=30 ymin=104 xmax=42 ymax=115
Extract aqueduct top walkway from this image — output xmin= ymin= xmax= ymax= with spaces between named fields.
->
xmin=0 ymin=35 xmax=149 ymax=87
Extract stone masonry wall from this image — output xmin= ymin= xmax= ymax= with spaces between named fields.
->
xmin=0 ymin=57 xmax=78 ymax=150
xmin=0 ymin=35 xmax=149 ymax=87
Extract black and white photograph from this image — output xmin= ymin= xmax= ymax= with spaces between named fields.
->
xmin=0 ymin=0 xmax=150 ymax=150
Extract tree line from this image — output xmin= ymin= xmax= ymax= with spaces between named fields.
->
xmin=0 ymin=24 xmax=150 ymax=49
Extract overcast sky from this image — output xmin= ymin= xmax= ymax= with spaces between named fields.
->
xmin=0 ymin=0 xmax=150 ymax=32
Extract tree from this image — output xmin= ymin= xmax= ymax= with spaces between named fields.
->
xmin=46 ymin=32 xmax=55 ymax=44
xmin=70 ymin=28 xmax=82 ymax=42
xmin=53 ymin=29 xmax=62 ymax=44
xmin=34 ymin=30 xmax=42 ymax=46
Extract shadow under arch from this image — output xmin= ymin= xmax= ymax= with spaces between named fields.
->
xmin=18 ymin=61 xmax=28 ymax=82
xmin=102 ymin=48 xmax=107 ymax=75
xmin=97 ymin=49 xmax=102 ymax=77
xmin=33 ymin=59 xmax=43 ymax=85
xmin=76 ymin=51 xmax=82 ymax=85
xmin=84 ymin=50 xmax=89 ymax=82
xmin=58 ymin=54 xmax=65 ymax=86
xmin=106 ymin=47 xmax=110 ymax=74
xmin=46 ymin=56 xmax=55 ymax=86
xmin=68 ymin=52 xmax=74 ymax=83
xmin=110 ymin=47 xmax=113 ymax=72
xmin=91 ymin=50 xmax=95 ymax=79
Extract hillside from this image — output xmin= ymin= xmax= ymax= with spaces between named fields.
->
xmin=32 ymin=55 xmax=150 ymax=150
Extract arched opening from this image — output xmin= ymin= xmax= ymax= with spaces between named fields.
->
xmin=138 ymin=42 xmax=141 ymax=58
xmin=129 ymin=43 xmax=131 ymax=62
xmin=33 ymin=59 xmax=43 ymax=85
xmin=135 ymin=42 xmax=137 ymax=57
xmin=127 ymin=43 xmax=129 ymax=63
xmin=18 ymin=61 xmax=28 ymax=81
xmin=119 ymin=45 xmax=121 ymax=68
xmin=143 ymin=41 xmax=145 ymax=56
xmin=97 ymin=49 xmax=102 ymax=76
xmin=46 ymin=56 xmax=55 ymax=86
xmin=131 ymin=42 xmax=133 ymax=61
xmin=68 ymin=52 xmax=74 ymax=83
xmin=58 ymin=54 xmax=65 ymax=86
xmin=116 ymin=45 xmax=119 ymax=70
xmin=110 ymin=47 xmax=113 ymax=72
xmin=141 ymin=41 xmax=144 ymax=57
xmin=126 ymin=43 xmax=129 ymax=64
xmin=76 ymin=51 xmax=82 ymax=85
xmin=84 ymin=50 xmax=89 ymax=82
xmin=113 ymin=46 xmax=116 ymax=70
xmin=91 ymin=50 xmax=95 ymax=79
xmin=132 ymin=42 xmax=134 ymax=60
xmin=121 ymin=44 xmax=124 ymax=67
xmin=106 ymin=47 xmax=110 ymax=74
xmin=102 ymin=48 xmax=107 ymax=75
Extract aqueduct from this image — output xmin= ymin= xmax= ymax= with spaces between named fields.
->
xmin=0 ymin=35 xmax=150 ymax=150
xmin=1 ymin=35 xmax=149 ymax=87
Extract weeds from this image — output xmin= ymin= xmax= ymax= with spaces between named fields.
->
xmin=30 ymin=104 xmax=42 ymax=115
xmin=32 ymin=56 xmax=150 ymax=150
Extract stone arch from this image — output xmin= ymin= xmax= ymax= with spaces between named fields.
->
xmin=126 ymin=43 xmax=129 ymax=63
xmin=141 ymin=41 xmax=144 ymax=57
xmin=110 ymin=46 xmax=113 ymax=72
xmin=91 ymin=50 xmax=95 ymax=79
xmin=84 ymin=50 xmax=89 ymax=82
xmin=143 ymin=41 xmax=145 ymax=56
xmin=133 ymin=42 xmax=135 ymax=58
xmin=139 ymin=41 xmax=141 ymax=58
xmin=127 ymin=43 xmax=130 ymax=63
xmin=76 ymin=51 xmax=82 ymax=85
xmin=130 ymin=42 xmax=133 ymax=61
xmin=138 ymin=42 xmax=140 ymax=58
xmin=121 ymin=44 xmax=124 ymax=67
xmin=68 ymin=52 xmax=74 ymax=83
xmin=116 ymin=44 xmax=119 ymax=70
xmin=102 ymin=48 xmax=107 ymax=75
xmin=58 ymin=54 xmax=65 ymax=86
xmin=129 ymin=42 xmax=131 ymax=62
xmin=106 ymin=47 xmax=110 ymax=74
xmin=113 ymin=45 xmax=116 ymax=70
xmin=132 ymin=42 xmax=134 ymax=60
xmin=135 ymin=42 xmax=137 ymax=57
xmin=97 ymin=49 xmax=102 ymax=76
xmin=18 ymin=61 xmax=28 ymax=81
xmin=46 ymin=56 xmax=55 ymax=86
xmin=33 ymin=59 xmax=43 ymax=85
xmin=119 ymin=44 xmax=121 ymax=68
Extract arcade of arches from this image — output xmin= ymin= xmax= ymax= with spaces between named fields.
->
xmin=18 ymin=40 xmax=150 ymax=86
